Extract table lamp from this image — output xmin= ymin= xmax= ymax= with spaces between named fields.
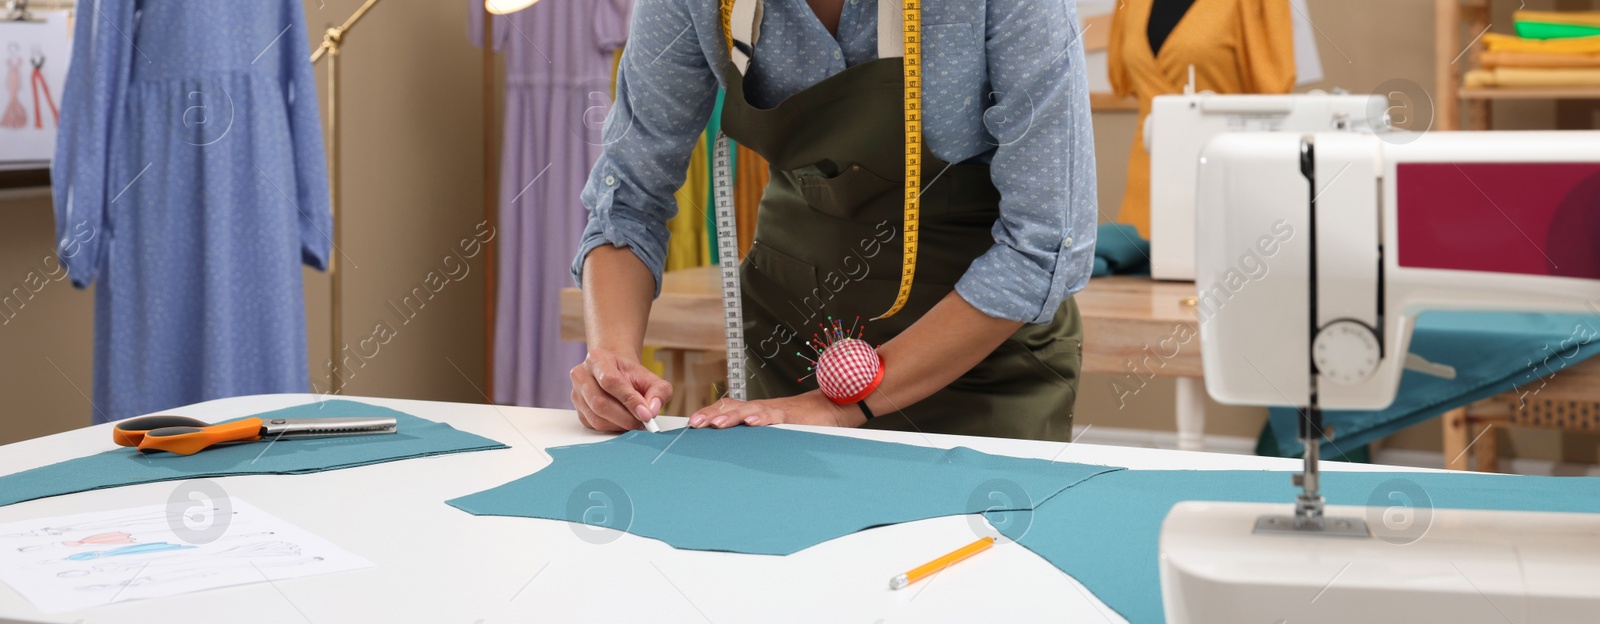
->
xmin=485 ymin=0 xmax=540 ymax=15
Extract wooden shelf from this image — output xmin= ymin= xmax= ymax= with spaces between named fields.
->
xmin=1460 ymin=86 xmax=1600 ymax=100
xmin=1089 ymin=91 xmax=1138 ymax=112
xmin=1437 ymin=0 xmax=1600 ymax=129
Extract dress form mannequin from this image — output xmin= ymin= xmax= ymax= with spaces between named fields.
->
xmin=1147 ymin=0 xmax=1197 ymax=54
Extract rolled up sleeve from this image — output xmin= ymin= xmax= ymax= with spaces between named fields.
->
xmin=571 ymin=0 xmax=719 ymax=296
xmin=955 ymin=0 xmax=1098 ymax=324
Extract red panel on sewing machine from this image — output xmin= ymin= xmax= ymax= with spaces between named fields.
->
xmin=1397 ymin=162 xmax=1600 ymax=279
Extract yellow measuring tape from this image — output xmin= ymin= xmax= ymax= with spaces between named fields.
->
xmin=720 ymin=0 xmax=921 ymax=320
xmin=885 ymin=0 xmax=921 ymax=320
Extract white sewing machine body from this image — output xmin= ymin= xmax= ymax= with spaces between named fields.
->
xmin=1196 ymin=130 xmax=1600 ymax=411
xmin=1166 ymin=130 xmax=1600 ymax=624
xmin=1161 ymin=501 xmax=1600 ymax=624
xmin=1147 ymin=92 xmax=1385 ymax=281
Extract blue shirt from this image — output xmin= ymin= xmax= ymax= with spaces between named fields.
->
xmin=573 ymin=0 xmax=1097 ymax=324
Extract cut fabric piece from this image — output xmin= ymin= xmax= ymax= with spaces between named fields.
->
xmin=448 ymin=427 xmax=1121 ymax=555
xmin=0 ymin=400 xmax=507 ymax=508
xmin=1267 ymin=311 xmax=1600 ymax=457
xmin=1016 ymin=468 xmax=1600 ymax=624
xmin=446 ymin=425 xmax=1600 ymax=624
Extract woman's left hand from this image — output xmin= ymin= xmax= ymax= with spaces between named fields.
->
xmin=688 ymin=390 xmax=868 ymax=429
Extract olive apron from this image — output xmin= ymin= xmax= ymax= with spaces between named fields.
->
xmin=718 ymin=39 xmax=1083 ymax=442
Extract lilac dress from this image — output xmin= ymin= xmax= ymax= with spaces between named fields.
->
xmin=53 ymin=0 xmax=329 ymax=422
xmin=471 ymin=0 xmax=633 ymax=408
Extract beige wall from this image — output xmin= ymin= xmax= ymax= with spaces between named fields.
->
xmin=3 ymin=0 xmax=1598 ymax=463
xmin=0 ymin=0 xmax=489 ymax=445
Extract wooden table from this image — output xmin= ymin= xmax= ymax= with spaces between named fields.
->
xmin=559 ymin=268 xmax=1215 ymax=449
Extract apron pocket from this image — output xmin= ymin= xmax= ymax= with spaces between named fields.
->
xmin=1014 ymin=335 xmax=1083 ymax=388
xmin=742 ymin=240 xmax=826 ymax=330
xmin=796 ymin=162 xmax=901 ymax=220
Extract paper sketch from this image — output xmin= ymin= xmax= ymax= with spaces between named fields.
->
xmin=0 ymin=10 xmax=70 ymax=163
xmin=0 ymin=498 xmax=371 ymax=614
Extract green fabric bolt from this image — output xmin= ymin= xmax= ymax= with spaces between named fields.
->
xmin=1514 ymin=21 xmax=1600 ymax=40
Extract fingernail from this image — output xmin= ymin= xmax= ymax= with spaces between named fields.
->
xmin=634 ymin=404 xmax=652 ymax=421
xmin=689 ymin=415 xmax=705 ymax=427
xmin=648 ymin=397 xmax=662 ymax=413
xmin=711 ymin=416 xmax=728 ymax=427
xmin=743 ymin=415 xmax=759 ymax=426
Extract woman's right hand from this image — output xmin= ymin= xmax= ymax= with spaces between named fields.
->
xmin=569 ymin=347 xmax=673 ymax=432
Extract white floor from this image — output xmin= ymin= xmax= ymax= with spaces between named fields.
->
xmin=1077 ymin=425 xmax=1600 ymax=477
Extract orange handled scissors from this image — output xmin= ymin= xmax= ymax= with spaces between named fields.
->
xmin=113 ymin=415 xmax=398 ymax=456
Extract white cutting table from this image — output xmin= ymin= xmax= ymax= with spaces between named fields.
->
xmin=0 ymin=394 xmax=1427 ymax=623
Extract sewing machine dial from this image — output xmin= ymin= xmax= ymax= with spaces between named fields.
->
xmin=1313 ymin=320 xmax=1381 ymax=384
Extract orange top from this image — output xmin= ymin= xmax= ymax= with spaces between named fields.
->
xmin=1109 ymin=0 xmax=1296 ymax=238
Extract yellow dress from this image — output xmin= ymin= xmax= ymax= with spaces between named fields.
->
xmin=1109 ymin=0 xmax=1296 ymax=238
xmin=734 ymin=143 xmax=768 ymax=259
xmin=665 ymin=135 xmax=710 ymax=271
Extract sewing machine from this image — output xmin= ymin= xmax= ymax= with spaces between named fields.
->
xmin=1146 ymin=91 xmax=1386 ymax=280
xmin=1162 ymin=130 xmax=1600 ymax=623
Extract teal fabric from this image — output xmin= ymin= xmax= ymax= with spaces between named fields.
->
xmin=449 ymin=426 xmax=1600 ymax=623
xmin=1091 ymin=223 xmax=1151 ymax=277
xmin=1256 ymin=418 xmax=1371 ymax=463
xmin=1016 ymin=469 xmax=1600 ymax=624
xmin=448 ymin=427 xmax=1122 ymax=554
xmin=0 ymin=400 xmax=508 ymax=507
xmin=1269 ymin=311 xmax=1600 ymax=457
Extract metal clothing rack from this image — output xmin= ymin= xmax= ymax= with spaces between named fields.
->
xmin=311 ymin=0 xmax=383 ymax=395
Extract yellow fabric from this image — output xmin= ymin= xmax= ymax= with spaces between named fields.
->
xmin=1515 ymin=10 xmax=1600 ymax=29
xmin=1464 ymin=66 xmax=1600 ymax=88
xmin=1109 ymin=0 xmax=1295 ymax=238
xmin=1484 ymin=32 xmax=1600 ymax=55
xmin=666 ymin=133 xmax=711 ymax=272
xmin=734 ymin=143 xmax=768 ymax=260
xmin=1478 ymin=50 xmax=1600 ymax=69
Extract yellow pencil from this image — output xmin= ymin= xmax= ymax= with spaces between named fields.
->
xmin=889 ymin=537 xmax=996 ymax=590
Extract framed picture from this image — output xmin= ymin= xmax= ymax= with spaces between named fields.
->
xmin=1 ymin=10 xmax=71 ymax=168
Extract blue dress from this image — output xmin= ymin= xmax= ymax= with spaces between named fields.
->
xmin=52 ymin=0 xmax=329 ymax=423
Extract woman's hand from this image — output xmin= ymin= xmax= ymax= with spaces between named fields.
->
xmin=687 ymin=390 xmax=867 ymax=429
xmin=570 ymin=347 xmax=673 ymax=432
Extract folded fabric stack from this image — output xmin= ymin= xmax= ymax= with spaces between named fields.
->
xmin=1465 ymin=13 xmax=1600 ymax=88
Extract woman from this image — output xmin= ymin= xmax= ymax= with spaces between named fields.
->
xmin=569 ymin=0 xmax=1097 ymax=442
xmin=1109 ymin=0 xmax=1295 ymax=238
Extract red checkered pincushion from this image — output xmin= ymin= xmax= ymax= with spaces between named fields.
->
xmin=815 ymin=338 xmax=884 ymax=404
